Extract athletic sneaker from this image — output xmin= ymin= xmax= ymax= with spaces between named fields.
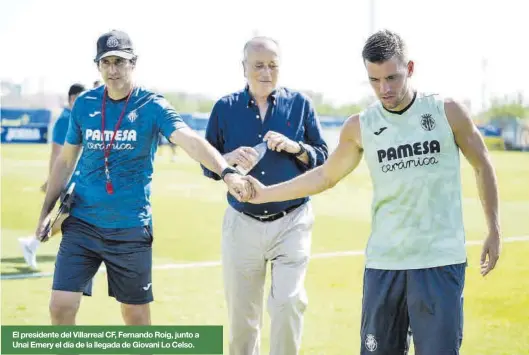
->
xmin=18 ymin=237 xmax=39 ymax=269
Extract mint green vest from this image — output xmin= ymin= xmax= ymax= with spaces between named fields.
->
xmin=359 ymin=92 xmax=467 ymax=269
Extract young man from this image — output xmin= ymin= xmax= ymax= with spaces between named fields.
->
xmin=35 ymin=29 xmax=251 ymax=325
xmin=202 ymin=37 xmax=328 ymax=355
xmin=244 ymin=30 xmax=501 ymax=354
xmin=19 ymin=83 xmax=86 ymax=270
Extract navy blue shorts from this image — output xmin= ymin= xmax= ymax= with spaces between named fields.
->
xmin=53 ymin=216 xmax=154 ymax=304
xmin=80 ymin=278 xmax=93 ymax=297
xmin=360 ymin=263 xmax=466 ymax=355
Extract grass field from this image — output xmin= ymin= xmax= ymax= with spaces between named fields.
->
xmin=1 ymin=143 xmax=529 ymax=355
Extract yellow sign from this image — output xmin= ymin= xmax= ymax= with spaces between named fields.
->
xmin=1 ymin=114 xmax=31 ymax=127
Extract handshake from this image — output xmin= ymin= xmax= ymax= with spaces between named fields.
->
xmin=224 ymin=174 xmax=263 ymax=203
xmin=221 ymin=132 xmax=302 ymax=204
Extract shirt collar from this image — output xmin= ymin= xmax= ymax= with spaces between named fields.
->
xmin=244 ymin=85 xmax=280 ymax=108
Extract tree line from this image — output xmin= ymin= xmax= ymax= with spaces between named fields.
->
xmin=163 ymin=91 xmax=528 ymax=122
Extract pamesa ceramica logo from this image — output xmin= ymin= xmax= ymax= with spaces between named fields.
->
xmin=85 ymin=129 xmax=137 ymax=150
xmin=377 ymin=140 xmax=441 ymax=173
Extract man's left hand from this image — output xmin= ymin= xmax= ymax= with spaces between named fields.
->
xmin=263 ymin=131 xmax=300 ymax=154
xmin=243 ymin=175 xmax=269 ymax=204
xmin=480 ymin=231 xmax=501 ymax=276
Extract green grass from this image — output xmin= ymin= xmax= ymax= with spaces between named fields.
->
xmin=1 ymin=144 xmax=529 ymax=354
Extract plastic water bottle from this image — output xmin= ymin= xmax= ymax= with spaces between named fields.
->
xmin=235 ymin=142 xmax=268 ymax=175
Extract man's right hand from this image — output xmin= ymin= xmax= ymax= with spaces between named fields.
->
xmin=224 ymin=147 xmax=259 ymax=172
xmin=224 ymin=173 xmax=255 ymax=202
xmin=35 ymin=214 xmax=51 ymax=242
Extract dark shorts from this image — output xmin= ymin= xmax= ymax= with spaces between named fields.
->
xmin=360 ymin=263 xmax=466 ymax=355
xmin=80 ymin=278 xmax=93 ymax=297
xmin=53 ymin=216 xmax=154 ymax=304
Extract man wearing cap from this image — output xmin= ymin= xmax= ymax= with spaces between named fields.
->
xmin=35 ymin=30 xmax=252 ymax=325
xmin=202 ymin=36 xmax=328 ymax=355
xmin=18 ymin=83 xmax=87 ymax=270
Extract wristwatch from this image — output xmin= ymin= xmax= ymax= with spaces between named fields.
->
xmin=293 ymin=142 xmax=306 ymax=157
xmin=220 ymin=166 xmax=240 ymax=181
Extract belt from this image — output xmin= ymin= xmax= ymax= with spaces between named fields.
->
xmin=242 ymin=203 xmax=304 ymax=223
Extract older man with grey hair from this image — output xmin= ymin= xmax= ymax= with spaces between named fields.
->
xmin=201 ymin=37 xmax=329 ymax=355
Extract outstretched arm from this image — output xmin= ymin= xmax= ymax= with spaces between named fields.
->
xmin=170 ymin=127 xmax=230 ymax=177
xmin=445 ymin=99 xmax=501 ymax=276
xmin=169 ymin=127 xmax=252 ymax=201
xmin=153 ymin=96 xmax=253 ymax=201
xmin=247 ymin=114 xmax=363 ymax=204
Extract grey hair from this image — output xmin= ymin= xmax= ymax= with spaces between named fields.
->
xmin=243 ymin=36 xmax=280 ymax=61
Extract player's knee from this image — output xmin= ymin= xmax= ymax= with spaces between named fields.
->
xmin=121 ymin=303 xmax=151 ymax=325
xmin=49 ymin=291 xmax=81 ymax=323
xmin=49 ymin=301 xmax=78 ymax=319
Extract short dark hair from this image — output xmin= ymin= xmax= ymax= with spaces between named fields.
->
xmin=362 ymin=29 xmax=407 ymax=64
xmin=68 ymin=83 xmax=86 ymax=97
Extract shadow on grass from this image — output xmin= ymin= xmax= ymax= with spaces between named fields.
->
xmin=1 ymin=255 xmax=56 ymax=277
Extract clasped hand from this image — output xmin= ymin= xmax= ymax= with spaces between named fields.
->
xmin=224 ymin=174 xmax=267 ymax=204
